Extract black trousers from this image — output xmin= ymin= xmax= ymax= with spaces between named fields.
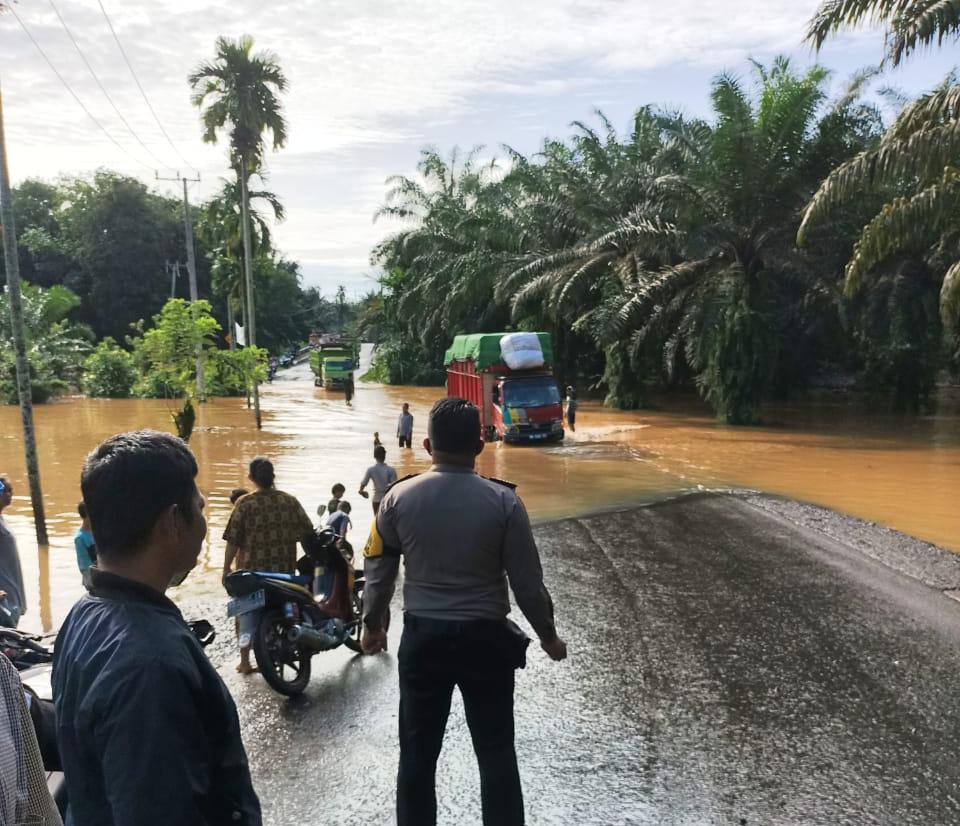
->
xmin=399 ymin=435 xmax=412 ymax=449
xmin=397 ymin=615 xmax=524 ymax=826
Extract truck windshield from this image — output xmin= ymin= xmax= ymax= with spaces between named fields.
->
xmin=503 ymin=379 xmax=561 ymax=408
xmin=325 ymin=360 xmax=353 ymax=370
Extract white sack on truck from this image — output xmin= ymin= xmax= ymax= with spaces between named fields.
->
xmin=500 ymin=332 xmax=544 ymax=370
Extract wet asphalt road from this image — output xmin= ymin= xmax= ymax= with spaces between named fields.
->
xmin=210 ymin=493 xmax=960 ymax=825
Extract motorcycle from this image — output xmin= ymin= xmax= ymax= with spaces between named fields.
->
xmin=225 ymin=527 xmax=367 ymax=697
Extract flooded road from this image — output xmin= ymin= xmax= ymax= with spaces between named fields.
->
xmin=0 ymin=355 xmax=957 ymax=633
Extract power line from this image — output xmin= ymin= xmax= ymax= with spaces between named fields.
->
xmin=96 ymin=0 xmax=194 ymax=171
xmin=47 ymin=0 xmax=177 ymax=174
xmin=7 ymin=4 xmax=155 ymax=172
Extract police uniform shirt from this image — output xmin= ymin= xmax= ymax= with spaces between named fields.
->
xmin=362 ymin=464 xmax=556 ymax=642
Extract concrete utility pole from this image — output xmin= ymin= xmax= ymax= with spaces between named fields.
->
xmin=239 ymin=156 xmax=261 ymax=428
xmin=0 ymin=77 xmax=49 ymax=546
xmin=158 ymin=172 xmax=206 ymax=400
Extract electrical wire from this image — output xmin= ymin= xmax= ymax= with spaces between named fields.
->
xmin=47 ymin=0 xmax=178 ymax=174
xmin=96 ymin=0 xmax=195 ymax=171
xmin=7 ymin=4 xmax=155 ymax=172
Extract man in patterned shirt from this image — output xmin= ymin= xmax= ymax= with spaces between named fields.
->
xmin=222 ymin=457 xmax=314 ymax=674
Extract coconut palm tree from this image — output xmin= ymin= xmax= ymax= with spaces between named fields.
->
xmin=189 ymin=34 xmax=287 ymax=427
xmin=801 ymin=0 xmax=960 ymax=329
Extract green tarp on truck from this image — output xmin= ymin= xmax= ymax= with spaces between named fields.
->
xmin=443 ymin=332 xmax=553 ymax=370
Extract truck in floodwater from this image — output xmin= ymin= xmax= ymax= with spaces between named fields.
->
xmin=445 ymin=332 xmax=564 ymax=444
xmin=310 ymin=340 xmax=355 ymax=388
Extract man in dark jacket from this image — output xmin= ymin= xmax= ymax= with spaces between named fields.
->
xmin=52 ymin=430 xmax=261 ymax=826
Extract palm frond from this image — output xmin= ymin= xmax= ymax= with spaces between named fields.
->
xmin=844 ymin=167 xmax=960 ymax=292
xmin=941 ymin=257 xmax=960 ymax=326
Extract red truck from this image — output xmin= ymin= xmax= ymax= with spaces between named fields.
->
xmin=445 ymin=332 xmax=565 ymax=443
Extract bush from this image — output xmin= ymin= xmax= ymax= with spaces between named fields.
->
xmin=133 ymin=369 xmax=182 ymax=399
xmin=82 ymin=338 xmax=138 ymax=398
xmin=206 ymin=349 xmax=267 ymax=397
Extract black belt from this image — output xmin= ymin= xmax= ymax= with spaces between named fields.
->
xmin=403 ymin=613 xmax=506 ymax=634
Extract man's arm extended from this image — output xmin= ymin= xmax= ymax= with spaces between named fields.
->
xmin=503 ymin=497 xmax=567 ymax=660
xmin=361 ymin=503 xmax=401 ymax=651
xmin=223 ymin=541 xmax=240 ymax=583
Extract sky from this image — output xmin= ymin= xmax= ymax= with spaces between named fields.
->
xmin=1 ymin=0 xmax=956 ymax=299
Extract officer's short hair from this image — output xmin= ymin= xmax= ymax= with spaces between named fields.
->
xmin=429 ymin=397 xmax=480 ymax=453
xmin=81 ymin=430 xmax=198 ymax=560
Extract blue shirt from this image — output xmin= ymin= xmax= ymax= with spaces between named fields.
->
xmin=326 ymin=510 xmax=351 ymax=537
xmin=53 ymin=569 xmax=261 ymax=826
xmin=73 ymin=528 xmax=96 ymax=572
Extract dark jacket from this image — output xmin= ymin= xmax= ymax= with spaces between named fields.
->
xmin=52 ymin=569 xmax=261 ymax=826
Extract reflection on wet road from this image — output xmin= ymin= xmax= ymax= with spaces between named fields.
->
xmin=206 ymin=493 xmax=960 ymax=825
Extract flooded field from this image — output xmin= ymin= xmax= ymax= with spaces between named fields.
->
xmin=1 ymin=357 xmax=958 ymax=633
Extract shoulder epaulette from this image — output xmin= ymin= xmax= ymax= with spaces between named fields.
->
xmin=481 ymin=475 xmax=517 ymax=490
xmin=385 ymin=473 xmax=420 ymax=494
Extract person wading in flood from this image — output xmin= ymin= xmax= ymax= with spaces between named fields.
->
xmin=359 ymin=445 xmax=398 ymax=515
xmin=222 ymin=457 xmax=314 ymax=674
xmin=397 ymin=402 xmax=414 ymax=448
xmin=52 ymin=430 xmax=261 ymax=825
xmin=362 ymin=396 xmax=568 ymax=826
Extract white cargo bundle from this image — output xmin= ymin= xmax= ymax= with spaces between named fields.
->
xmin=500 ymin=332 xmax=544 ymax=370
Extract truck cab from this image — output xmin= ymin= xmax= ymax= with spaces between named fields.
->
xmin=492 ymin=375 xmax=564 ymax=443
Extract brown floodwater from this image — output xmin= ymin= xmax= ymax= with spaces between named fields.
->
xmin=2 ymin=355 xmax=958 ymax=633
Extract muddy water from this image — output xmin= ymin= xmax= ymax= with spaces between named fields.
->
xmin=1 ymin=355 xmax=958 ymax=633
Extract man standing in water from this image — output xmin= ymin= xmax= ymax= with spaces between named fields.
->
xmin=222 ymin=457 xmax=314 ymax=674
xmin=397 ymin=402 xmax=414 ymax=448
xmin=53 ymin=431 xmax=261 ymax=825
xmin=363 ymin=397 xmax=567 ymax=826
xmin=359 ymin=445 xmax=398 ymax=515
xmin=0 ymin=476 xmax=26 ymax=628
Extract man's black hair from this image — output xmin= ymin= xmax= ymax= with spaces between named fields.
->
xmin=249 ymin=456 xmax=275 ymax=489
xmin=374 ymin=445 xmax=387 ymax=462
xmin=78 ymin=501 xmax=87 ymax=519
xmin=80 ymin=430 xmax=198 ymax=560
xmin=429 ymin=397 xmax=480 ymax=453
xmin=331 ymin=483 xmax=345 ymax=496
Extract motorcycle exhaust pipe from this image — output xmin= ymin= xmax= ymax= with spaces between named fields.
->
xmin=287 ymin=621 xmax=343 ymax=653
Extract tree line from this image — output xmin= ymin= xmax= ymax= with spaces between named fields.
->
xmin=365 ymin=3 xmax=960 ymax=424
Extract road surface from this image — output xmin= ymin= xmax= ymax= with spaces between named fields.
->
xmin=207 ymin=492 xmax=960 ymax=825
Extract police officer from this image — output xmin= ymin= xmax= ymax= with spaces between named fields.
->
xmin=362 ymin=397 xmax=567 ymax=826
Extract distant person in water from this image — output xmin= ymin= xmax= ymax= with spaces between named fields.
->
xmin=74 ymin=502 xmax=97 ymax=574
xmin=565 ymin=386 xmax=578 ymax=433
xmin=0 ymin=476 xmax=25 ymax=628
xmin=344 ymin=373 xmax=355 ymax=406
xmin=359 ymin=445 xmax=398 ymax=515
xmin=374 ymin=432 xmax=383 ymax=448
xmin=397 ymin=402 xmax=414 ymax=449
xmin=230 ymin=488 xmax=249 ymax=506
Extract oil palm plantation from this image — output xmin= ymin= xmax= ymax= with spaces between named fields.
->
xmin=800 ymin=0 xmax=960 ymax=330
xmin=189 ymin=34 xmax=287 ymax=427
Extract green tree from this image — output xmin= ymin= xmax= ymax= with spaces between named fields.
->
xmin=190 ymin=34 xmax=288 ymax=428
xmin=802 ymin=0 xmax=960 ymax=333
xmin=83 ymin=338 xmax=138 ymax=398
xmin=0 ymin=283 xmax=91 ymax=403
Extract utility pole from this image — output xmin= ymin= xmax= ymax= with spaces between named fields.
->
xmin=0 ymin=76 xmax=49 ymax=546
xmin=158 ymin=172 xmax=206 ymax=400
xmin=239 ymin=156 xmax=261 ymax=428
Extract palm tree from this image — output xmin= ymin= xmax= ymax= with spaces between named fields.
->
xmin=801 ymin=0 xmax=960 ymax=329
xmin=562 ymin=60 xmax=866 ymax=423
xmin=189 ymin=35 xmax=288 ymax=428
xmin=374 ymin=147 xmax=516 ymax=367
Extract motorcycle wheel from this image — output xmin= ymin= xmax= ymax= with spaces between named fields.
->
xmin=253 ymin=608 xmax=312 ymax=696
xmin=342 ymin=591 xmax=364 ymax=653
